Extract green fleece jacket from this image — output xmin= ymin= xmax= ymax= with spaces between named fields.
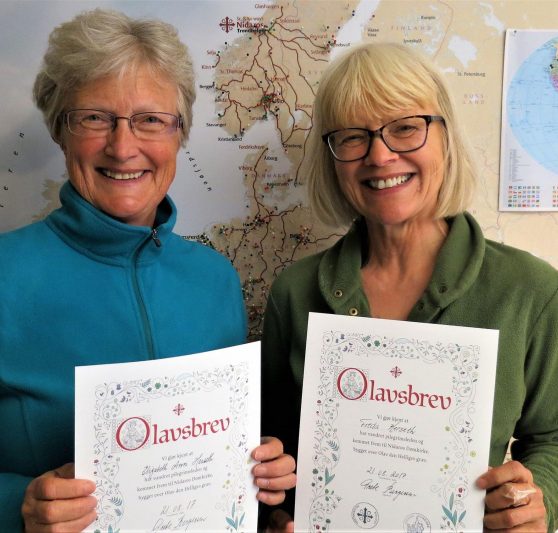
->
xmin=262 ymin=212 xmax=558 ymax=531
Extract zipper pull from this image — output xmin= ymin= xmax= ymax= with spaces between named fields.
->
xmin=151 ymin=228 xmax=162 ymax=247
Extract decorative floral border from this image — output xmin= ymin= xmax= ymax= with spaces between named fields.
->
xmin=308 ymin=331 xmax=480 ymax=532
xmin=89 ymin=362 xmax=251 ymax=532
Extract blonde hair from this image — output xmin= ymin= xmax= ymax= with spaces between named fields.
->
xmin=33 ymin=8 xmax=195 ymax=145
xmin=305 ymin=43 xmax=477 ymax=227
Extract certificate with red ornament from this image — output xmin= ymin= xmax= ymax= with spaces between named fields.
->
xmin=294 ymin=313 xmax=499 ymax=533
xmin=75 ymin=342 xmax=260 ymax=533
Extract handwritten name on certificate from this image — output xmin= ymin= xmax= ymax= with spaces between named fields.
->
xmin=75 ymin=342 xmax=260 ymax=533
xmin=295 ymin=313 xmax=499 ymax=533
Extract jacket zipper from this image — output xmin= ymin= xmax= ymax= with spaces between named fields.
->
xmin=151 ymin=228 xmax=162 ymax=247
xmin=131 ymin=233 xmax=160 ymax=359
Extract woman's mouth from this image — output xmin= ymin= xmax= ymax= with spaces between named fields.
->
xmin=365 ymin=173 xmax=412 ymax=190
xmin=99 ymin=169 xmax=146 ymax=180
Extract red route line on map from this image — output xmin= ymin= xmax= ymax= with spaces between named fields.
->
xmin=224 ymin=143 xmax=342 ymax=283
xmin=212 ymin=15 xmax=339 ymax=270
xmin=214 ymin=6 xmax=328 ymax=140
xmin=209 ymin=8 xmax=345 ymax=335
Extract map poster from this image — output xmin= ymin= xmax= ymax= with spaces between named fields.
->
xmin=3 ymin=2 xmax=558 ymax=330
xmin=75 ymin=342 xmax=260 ymax=533
xmin=499 ymin=29 xmax=558 ymax=211
xmin=294 ymin=313 xmax=499 ymax=533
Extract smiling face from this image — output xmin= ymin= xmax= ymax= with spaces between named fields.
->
xmin=333 ymin=110 xmax=446 ymax=228
xmin=60 ymin=66 xmax=181 ymax=227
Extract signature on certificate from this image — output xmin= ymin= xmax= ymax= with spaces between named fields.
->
xmin=152 ymin=500 xmax=207 ymax=531
xmin=361 ymin=466 xmax=417 ymax=501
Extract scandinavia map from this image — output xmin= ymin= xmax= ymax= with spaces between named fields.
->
xmin=2 ymin=1 xmax=558 ymax=336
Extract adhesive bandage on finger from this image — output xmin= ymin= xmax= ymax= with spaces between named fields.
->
xmin=502 ymin=483 xmax=537 ymax=507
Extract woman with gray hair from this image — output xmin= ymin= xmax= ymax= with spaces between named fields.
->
xmin=262 ymin=43 xmax=558 ymax=531
xmin=0 ymin=8 xmax=295 ymax=532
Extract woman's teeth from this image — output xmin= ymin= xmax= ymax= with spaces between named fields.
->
xmin=103 ymin=169 xmax=144 ymax=180
xmin=367 ymin=174 xmax=411 ymax=190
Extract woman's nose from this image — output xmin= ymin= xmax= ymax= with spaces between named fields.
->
xmin=363 ymin=134 xmax=399 ymax=166
xmin=104 ymin=119 xmax=140 ymax=160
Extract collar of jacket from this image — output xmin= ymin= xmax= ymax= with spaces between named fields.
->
xmin=318 ymin=212 xmax=486 ymax=320
xmin=44 ymin=181 xmax=177 ymax=266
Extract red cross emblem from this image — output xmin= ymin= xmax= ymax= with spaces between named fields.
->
xmin=173 ymin=403 xmax=185 ymax=416
xmin=220 ymin=17 xmax=235 ymax=33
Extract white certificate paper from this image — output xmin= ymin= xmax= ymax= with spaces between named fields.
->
xmin=75 ymin=342 xmax=260 ymax=533
xmin=295 ymin=314 xmax=499 ymax=532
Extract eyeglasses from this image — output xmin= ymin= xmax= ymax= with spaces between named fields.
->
xmin=322 ymin=115 xmax=445 ymax=162
xmin=63 ymin=109 xmax=183 ymax=140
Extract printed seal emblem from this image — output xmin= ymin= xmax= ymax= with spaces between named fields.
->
xmin=403 ymin=513 xmax=431 ymax=533
xmin=351 ymin=502 xmax=379 ymax=529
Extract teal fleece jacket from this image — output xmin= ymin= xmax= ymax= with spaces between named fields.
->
xmin=262 ymin=213 xmax=558 ymax=531
xmin=0 ymin=182 xmax=247 ymax=530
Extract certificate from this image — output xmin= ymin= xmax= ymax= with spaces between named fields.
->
xmin=75 ymin=342 xmax=260 ymax=533
xmin=295 ymin=313 xmax=499 ymax=532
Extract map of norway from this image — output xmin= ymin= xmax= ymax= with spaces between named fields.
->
xmin=198 ymin=2 xmax=361 ymax=338
xmin=194 ymin=0 xmax=498 ymax=339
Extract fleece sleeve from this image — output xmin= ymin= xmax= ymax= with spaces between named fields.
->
xmin=511 ymin=287 xmax=558 ymax=533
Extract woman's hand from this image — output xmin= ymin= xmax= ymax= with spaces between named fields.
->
xmin=252 ymin=436 xmax=296 ymax=506
xmin=477 ymin=461 xmax=546 ymax=531
xmin=22 ymin=463 xmax=97 ymax=533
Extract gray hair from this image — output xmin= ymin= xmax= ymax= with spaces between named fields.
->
xmin=305 ymin=42 xmax=477 ymax=227
xmin=33 ymin=8 xmax=195 ymax=145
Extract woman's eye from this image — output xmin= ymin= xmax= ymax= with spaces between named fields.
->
xmin=139 ymin=114 xmax=164 ymax=124
xmin=340 ymin=133 xmax=366 ymax=145
xmin=391 ymin=124 xmax=419 ymax=136
xmin=396 ymin=125 xmax=415 ymax=133
xmin=83 ymin=113 xmax=106 ymax=122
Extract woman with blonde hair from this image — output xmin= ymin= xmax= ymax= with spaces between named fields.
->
xmin=262 ymin=42 xmax=557 ymax=531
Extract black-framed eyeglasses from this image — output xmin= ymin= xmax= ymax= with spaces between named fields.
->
xmin=63 ymin=109 xmax=183 ymax=140
xmin=322 ymin=115 xmax=445 ymax=162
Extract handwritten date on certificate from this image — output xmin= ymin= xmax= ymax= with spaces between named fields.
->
xmin=154 ymin=501 xmax=201 ymax=530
